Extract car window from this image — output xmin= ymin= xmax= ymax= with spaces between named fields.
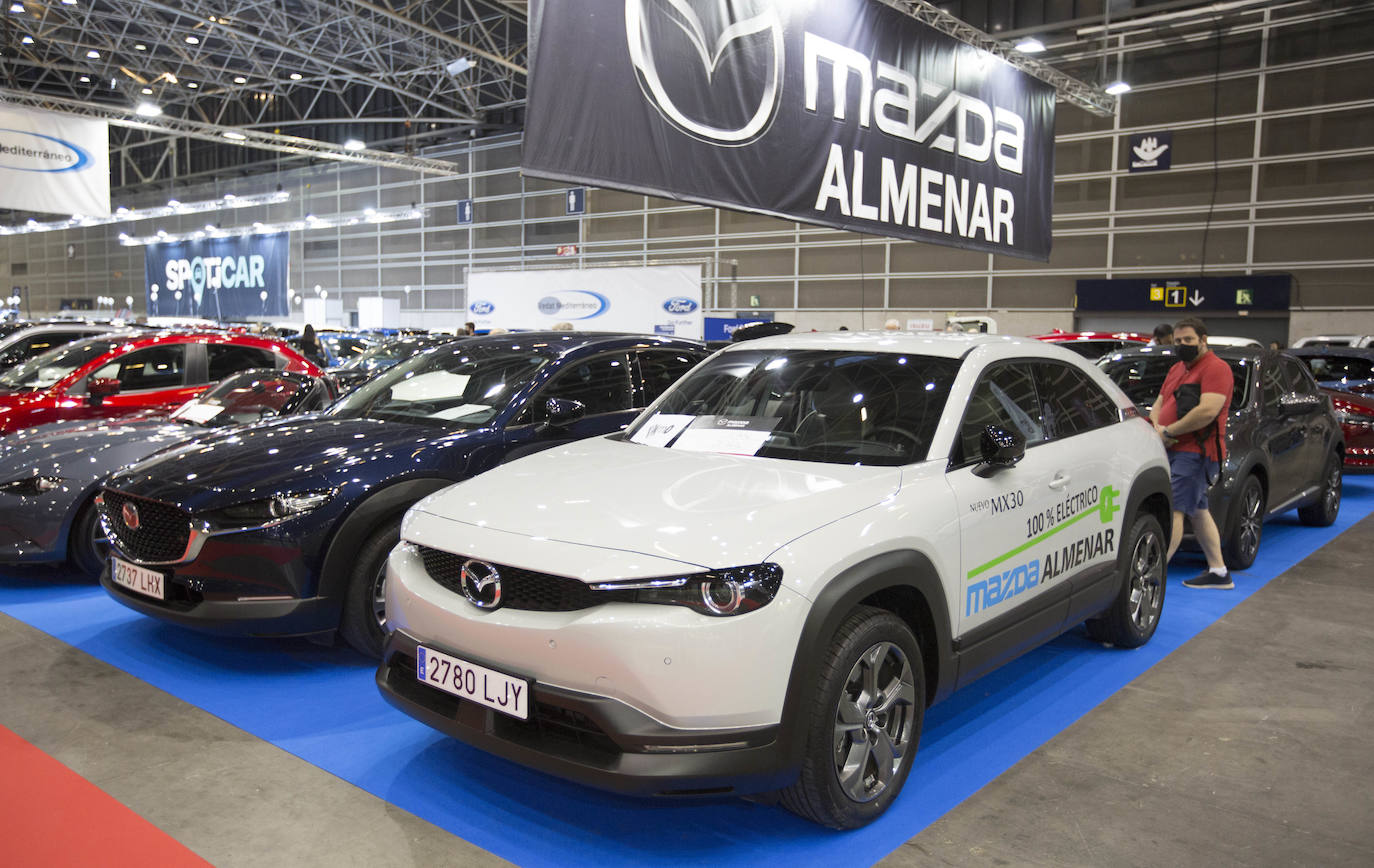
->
xmin=1281 ymin=356 xmax=1319 ymax=395
xmin=634 ymin=349 xmax=702 ymax=404
xmin=956 ymin=362 xmax=1046 ymax=465
xmin=1260 ymin=358 xmax=1286 ymax=413
xmin=536 ymin=352 xmax=635 ymax=417
xmin=207 ymin=344 xmax=279 ymax=381
xmin=1305 ymin=354 xmax=1374 ymax=381
xmin=623 ymin=349 xmax=960 ymax=466
xmin=0 ymin=338 xmax=122 ymax=390
xmin=89 ymin=344 xmax=187 ymax=391
xmin=1036 ymin=362 xmax=1119 ymax=438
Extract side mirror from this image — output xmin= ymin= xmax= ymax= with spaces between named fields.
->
xmin=977 ymin=424 xmax=1025 ymax=472
xmin=1278 ymin=392 xmax=1320 ymax=416
xmin=542 ymin=397 xmax=586 ymax=431
xmin=86 ymin=377 xmax=121 ymax=406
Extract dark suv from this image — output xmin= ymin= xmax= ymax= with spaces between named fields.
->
xmin=1100 ymin=345 xmax=1344 ymax=568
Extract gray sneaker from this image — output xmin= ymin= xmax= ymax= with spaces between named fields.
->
xmin=1183 ymin=570 xmax=1233 ymax=590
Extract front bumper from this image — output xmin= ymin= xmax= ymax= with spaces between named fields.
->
xmin=98 ymin=526 xmax=339 ymax=638
xmin=376 ymin=629 xmax=795 ymax=797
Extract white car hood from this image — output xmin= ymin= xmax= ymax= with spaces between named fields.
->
xmin=411 ymin=436 xmax=903 ymax=569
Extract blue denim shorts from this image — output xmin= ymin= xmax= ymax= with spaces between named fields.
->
xmin=1169 ymin=450 xmax=1218 ymax=514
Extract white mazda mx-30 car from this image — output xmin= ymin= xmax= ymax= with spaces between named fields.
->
xmin=376 ymin=332 xmax=1172 ymax=828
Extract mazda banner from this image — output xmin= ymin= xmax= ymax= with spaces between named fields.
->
xmin=524 ymin=0 xmax=1056 ymax=260
xmin=144 ymin=233 xmax=289 ymax=320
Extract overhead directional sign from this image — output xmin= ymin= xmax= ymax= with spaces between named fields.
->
xmin=1076 ymin=275 xmax=1291 ymax=312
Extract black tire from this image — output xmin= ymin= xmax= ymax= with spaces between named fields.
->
xmin=1086 ymin=512 xmax=1166 ymax=648
xmin=1298 ymin=451 xmax=1342 ymax=527
xmin=338 ymin=517 xmax=403 ymax=658
xmin=1223 ymin=474 xmax=1265 ymax=570
xmin=778 ymin=606 xmax=924 ymax=829
xmin=69 ymin=498 xmax=110 ymax=577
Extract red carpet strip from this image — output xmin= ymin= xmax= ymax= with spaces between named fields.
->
xmin=0 ymin=724 xmax=213 ymax=868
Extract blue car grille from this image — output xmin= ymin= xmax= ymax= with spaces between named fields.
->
xmin=417 ymin=546 xmax=635 ymax=612
xmin=99 ymin=489 xmax=193 ymax=564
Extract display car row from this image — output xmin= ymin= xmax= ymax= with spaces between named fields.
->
xmin=0 ymin=324 xmax=1353 ymax=829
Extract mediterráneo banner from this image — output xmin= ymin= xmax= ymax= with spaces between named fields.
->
xmin=524 ymin=0 xmax=1056 ymax=260
xmin=0 ymin=107 xmax=110 ymax=217
xmin=144 ymin=233 xmax=290 ymax=320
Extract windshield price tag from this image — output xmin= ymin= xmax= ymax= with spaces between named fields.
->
xmin=672 ymin=415 xmax=778 ymax=456
xmin=630 ymin=413 xmax=695 ymax=447
xmin=171 ymin=402 xmax=223 ymax=424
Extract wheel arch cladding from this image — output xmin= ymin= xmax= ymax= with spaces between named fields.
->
xmin=317 ymin=477 xmax=457 ymax=603
xmin=1126 ymin=465 xmax=1172 ymax=545
xmin=777 ymin=549 xmax=954 ymax=766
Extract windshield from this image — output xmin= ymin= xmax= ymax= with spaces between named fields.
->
xmin=340 ymin=338 xmax=447 ymax=372
xmin=321 ymin=335 xmax=376 ymax=363
xmin=328 ymin=344 xmax=549 ymax=428
xmin=1100 ymin=354 xmax=1251 ymax=410
xmin=171 ymin=371 xmax=316 ymax=427
xmin=624 ymin=349 xmax=961 ymax=466
xmin=0 ymin=337 xmax=121 ymax=391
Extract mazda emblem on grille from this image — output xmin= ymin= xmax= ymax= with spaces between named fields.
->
xmin=460 ymin=559 xmax=502 ymax=610
xmin=121 ymin=501 xmax=141 ymax=531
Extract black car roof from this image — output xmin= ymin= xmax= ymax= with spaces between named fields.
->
xmin=1288 ymin=346 xmax=1374 ymax=360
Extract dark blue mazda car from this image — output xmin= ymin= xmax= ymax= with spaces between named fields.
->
xmin=96 ymin=332 xmax=707 ymax=656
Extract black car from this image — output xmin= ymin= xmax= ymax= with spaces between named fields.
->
xmin=1100 ymin=345 xmax=1344 ymax=569
xmin=1288 ymin=346 xmax=1374 ymax=397
xmin=328 ymin=334 xmax=462 ymax=393
xmin=96 ymin=332 xmax=708 ymax=657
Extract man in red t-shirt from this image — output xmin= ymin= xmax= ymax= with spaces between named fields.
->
xmin=1150 ymin=317 xmax=1235 ymax=589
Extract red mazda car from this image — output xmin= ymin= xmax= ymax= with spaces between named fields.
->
xmin=1326 ymin=390 xmax=1374 ymax=469
xmin=0 ymin=331 xmax=320 ymax=436
xmin=1030 ymin=329 xmax=1151 ymax=359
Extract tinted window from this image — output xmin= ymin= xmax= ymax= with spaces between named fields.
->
xmin=1037 ymin=362 xmax=1119 ymax=438
xmin=175 ymin=372 xmax=317 ymax=426
xmin=1100 ymin=354 xmax=1251 ymax=410
xmin=635 ymin=349 xmax=702 ymax=403
xmin=89 ymin=345 xmax=186 ymax=391
xmin=539 ymin=353 xmax=635 ymax=416
xmin=623 ymin=349 xmax=960 ymax=466
xmin=1281 ymin=356 xmax=1319 ymax=395
xmin=207 ymin=344 xmax=278 ymax=381
xmin=1301 ymin=355 xmax=1374 ymax=382
xmin=957 ymin=362 xmax=1046 ymax=464
xmin=0 ymin=338 xmax=122 ymax=390
xmin=1260 ymin=358 xmax=1286 ymax=413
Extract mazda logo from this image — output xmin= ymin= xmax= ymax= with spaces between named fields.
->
xmin=460 ymin=559 xmax=503 ymax=610
xmin=626 ymin=0 xmax=784 ymax=146
xmin=121 ymin=501 xmax=141 ymax=531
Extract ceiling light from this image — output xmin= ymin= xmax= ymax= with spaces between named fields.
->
xmin=167 ymin=199 xmax=180 ymax=207
xmin=445 ymin=57 xmax=473 ymax=75
xmin=185 ymin=35 xmax=199 ymax=45
xmin=86 ymin=49 xmax=100 ymax=59
xmin=343 ymin=138 xmax=365 ymax=151
xmin=140 ymin=87 xmax=153 ymax=95
xmin=1104 ymin=80 xmax=1132 ymax=95
xmin=1015 ymin=37 xmax=1046 ymax=53
xmin=165 ymin=73 xmax=178 ymax=84
xmin=186 ymin=81 xmax=198 ymax=88
xmin=8 ymin=3 xmax=23 ymax=13
xmin=135 ymin=44 xmax=146 ymax=51
xmin=289 ymin=72 xmax=301 ymax=80
xmin=222 ymin=130 xmax=247 ymax=141
xmin=61 ymin=0 xmax=76 ymax=5
xmin=20 ymin=35 xmax=32 ymax=44
xmin=134 ymin=101 xmax=162 ymax=117
xmin=233 ymin=75 xmax=247 ymax=84
xmin=79 ymin=75 xmax=90 ymax=83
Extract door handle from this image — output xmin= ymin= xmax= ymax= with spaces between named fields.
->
xmin=1048 ymin=473 xmax=1070 ymax=490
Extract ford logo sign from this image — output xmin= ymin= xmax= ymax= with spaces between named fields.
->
xmin=663 ymin=297 xmax=699 ymax=314
xmin=469 ymin=300 xmax=495 ymax=315
xmin=0 ymin=128 xmax=93 ymax=173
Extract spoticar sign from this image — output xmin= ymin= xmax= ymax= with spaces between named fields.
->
xmin=143 ymin=233 xmax=289 ymax=319
xmin=524 ymin=0 xmax=1055 ymax=260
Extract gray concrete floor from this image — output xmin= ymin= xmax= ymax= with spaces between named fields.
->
xmin=2 ymin=515 xmax=1372 ymax=866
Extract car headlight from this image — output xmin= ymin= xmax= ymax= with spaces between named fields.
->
xmin=0 ymin=475 xmax=65 ymax=496
xmin=204 ymin=489 xmax=336 ymax=528
xmin=589 ymin=563 xmax=783 ymax=616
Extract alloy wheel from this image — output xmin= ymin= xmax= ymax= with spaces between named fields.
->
xmin=1324 ymin=459 xmax=1342 ymax=516
xmin=832 ymin=641 xmax=917 ymax=803
xmin=1127 ymin=526 xmax=1165 ymax=631
xmin=1237 ymin=483 xmax=1263 ymax=563
xmin=370 ymin=564 xmax=389 ymax=631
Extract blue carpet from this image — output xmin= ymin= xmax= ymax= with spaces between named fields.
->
xmin=4 ymin=475 xmax=1372 ymax=867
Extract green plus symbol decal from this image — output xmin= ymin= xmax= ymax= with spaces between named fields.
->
xmin=1100 ymin=485 xmax=1121 ymax=524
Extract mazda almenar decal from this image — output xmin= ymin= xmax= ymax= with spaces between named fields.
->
xmin=626 ymin=0 xmax=783 ymax=146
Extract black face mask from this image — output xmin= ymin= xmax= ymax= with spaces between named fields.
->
xmin=1176 ymin=344 xmax=1200 ymax=363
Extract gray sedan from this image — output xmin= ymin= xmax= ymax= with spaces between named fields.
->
xmin=0 ymin=368 xmax=335 ymax=574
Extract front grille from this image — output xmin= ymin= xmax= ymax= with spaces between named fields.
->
xmin=418 ymin=546 xmax=635 ymax=612
xmin=99 ymin=489 xmax=193 ymax=563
